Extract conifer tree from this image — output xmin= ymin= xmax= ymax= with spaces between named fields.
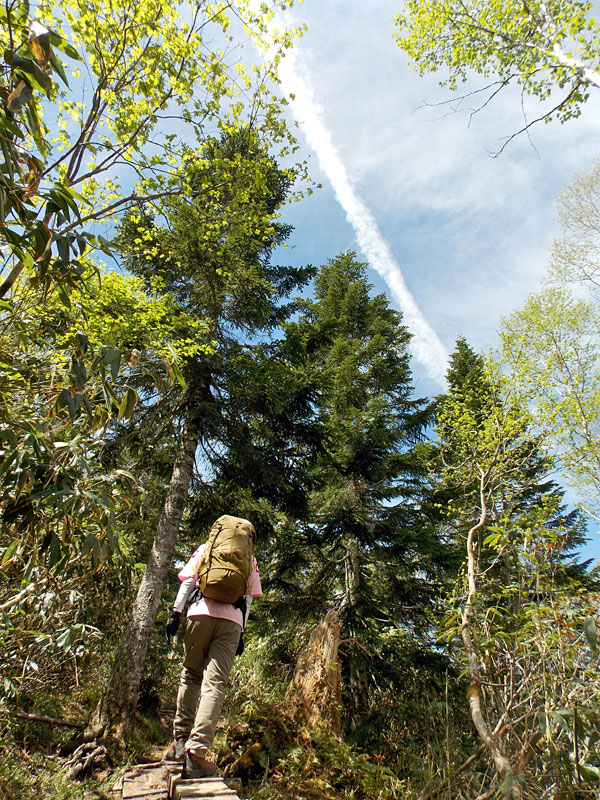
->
xmin=265 ymin=252 xmax=448 ymax=732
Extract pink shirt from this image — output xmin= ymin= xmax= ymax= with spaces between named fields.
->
xmin=173 ymin=543 xmax=262 ymax=629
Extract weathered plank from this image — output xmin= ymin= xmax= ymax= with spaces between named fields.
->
xmin=168 ymin=771 xmax=236 ymax=796
xmin=174 ymin=787 xmax=238 ymax=800
xmin=166 ymin=772 xmax=221 ymax=792
xmin=122 ymin=764 xmax=169 ymax=800
xmin=121 ymin=762 xmax=241 ymax=800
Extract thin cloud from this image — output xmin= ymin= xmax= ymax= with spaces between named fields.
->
xmin=277 ymin=44 xmax=449 ymax=385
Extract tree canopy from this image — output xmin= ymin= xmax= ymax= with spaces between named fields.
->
xmin=394 ymin=0 xmax=600 ymax=148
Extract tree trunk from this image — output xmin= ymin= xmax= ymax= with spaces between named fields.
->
xmin=343 ymin=538 xmax=369 ymax=727
xmin=462 ymin=470 xmax=521 ymax=800
xmin=285 ymin=609 xmax=342 ymax=732
xmin=88 ymin=412 xmax=202 ymax=741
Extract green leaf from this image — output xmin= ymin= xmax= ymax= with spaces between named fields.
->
xmin=584 ymin=617 xmax=598 ymax=656
xmin=102 ymin=380 xmax=120 ymax=410
xmin=56 ymin=234 xmax=71 ymax=264
xmin=166 ymin=346 xmax=186 ymax=388
xmin=549 ymin=709 xmax=572 ymax=735
xmin=81 ymin=534 xmax=97 ymax=558
xmin=579 ymin=763 xmax=600 ymax=781
xmin=115 ymin=469 xmax=136 ymax=481
xmin=74 ymin=331 xmax=89 ymax=354
xmin=5 ymin=51 xmax=54 ymax=95
xmin=69 ymin=357 xmax=87 ymax=388
xmin=96 ymin=235 xmax=114 ymax=255
xmin=49 ymin=31 xmax=82 ymax=62
xmin=55 ymin=627 xmax=75 ymax=653
xmin=483 ymin=532 xmax=502 ymax=546
xmin=118 ymin=386 xmax=138 ymax=419
xmin=537 ymin=712 xmax=547 ymax=736
xmin=56 ymin=388 xmax=75 ymax=417
xmin=101 ymin=347 xmax=121 ymax=381
xmin=32 ymin=220 xmax=51 ymax=259
xmin=24 ymin=100 xmax=47 ymax=157
xmin=56 ymin=284 xmax=71 ymax=309
xmin=0 ymin=114 xmax=25 ymax=139
xmin=0 ymin=451 xmax=20 ymax=479
xmin=43 ymin=532 xmax=62 ymax=567
xmin=48 ymin=49 xmax=68 ymax=87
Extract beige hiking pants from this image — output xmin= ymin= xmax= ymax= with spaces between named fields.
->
xmin=173 ymin=615 xmax=240 ymax=757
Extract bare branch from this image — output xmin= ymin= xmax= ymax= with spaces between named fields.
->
xmin=0 ymin=709 xmax=83 ymax=728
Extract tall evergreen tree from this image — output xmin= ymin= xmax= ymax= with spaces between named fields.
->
xmin=264 ymin=252 xmax=449 ymax=731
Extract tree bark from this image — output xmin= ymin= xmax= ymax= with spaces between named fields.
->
xmin=343 ymin=537 xmax=369 ymax=727
xmin=88 ymin=411 xmax=202 ymax=741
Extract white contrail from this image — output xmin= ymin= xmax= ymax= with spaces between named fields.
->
xmin=277 ymin=46 xmax=448 ymax=385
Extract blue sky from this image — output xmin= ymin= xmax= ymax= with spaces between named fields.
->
xmin=258 ymin=0 xmax=600 ymax=562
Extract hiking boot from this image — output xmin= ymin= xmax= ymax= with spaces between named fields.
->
xmin=163 ymin=736 xmax=186 ymax=761
xmin=182 ymin=750 xmax=217 ymax=779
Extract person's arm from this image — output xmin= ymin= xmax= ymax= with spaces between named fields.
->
xmin=166 ymin=576 xmax=196 ymax=638
xmin=173 ymin=576 xmax=196 ymax=613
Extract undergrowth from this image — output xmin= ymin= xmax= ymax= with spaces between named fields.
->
xmin=0 ymin=742 xmax=112 ymax=800
xmin=213 ymin=650 xmax=409 ymax=800
xmin=0 ymin=637 xmax=418 ymax=800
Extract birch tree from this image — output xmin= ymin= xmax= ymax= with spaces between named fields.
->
xmin=550 ymin=157 xmax=600 ymax=296
xmin=501 ymin=287 xmax=600 ymax=518
xmin=394 ymin=0 xmax=600 ymax=148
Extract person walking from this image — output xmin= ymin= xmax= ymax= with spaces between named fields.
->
xmin=164 ymin=515 xmax=262 ymax=778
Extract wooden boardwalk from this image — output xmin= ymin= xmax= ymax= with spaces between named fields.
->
xmin=119 ymin=762 xmax=240 ymax=800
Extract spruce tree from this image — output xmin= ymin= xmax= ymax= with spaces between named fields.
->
xmin=266 ymin=252 xmax=447 ymax=731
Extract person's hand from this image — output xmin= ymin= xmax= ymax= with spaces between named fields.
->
xmin=166 ymin=611 xmax=181 ymax=638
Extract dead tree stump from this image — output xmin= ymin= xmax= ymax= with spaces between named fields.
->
xmin=285 ymin=609 xmax=342 ymax=732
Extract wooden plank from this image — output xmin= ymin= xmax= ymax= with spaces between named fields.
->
xmin=166 ymin=772 xmax=224 ymax=794
xmin=176 ymin=783 xmax=233 ymax=794
xmin=169 ymin=776 xmax=231 ymax=791
xmin=120 ymin=761 xmax=241 ymax=800
xmin=167 ymin=773 xmax=240 ymax=800
xmin=122 ymin=764 xmax=169 ymax=800
xmin=127 ymin=762 xmax=164 ymax=772
xmin=174 ymin=787 xmax=238 ymax=800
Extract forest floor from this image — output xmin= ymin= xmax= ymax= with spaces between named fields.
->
xmin=0 ymin=692 xmax=405 ymax=800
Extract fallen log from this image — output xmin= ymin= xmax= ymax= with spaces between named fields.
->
xmin=1 ymin=709 xmax=83 ymax=728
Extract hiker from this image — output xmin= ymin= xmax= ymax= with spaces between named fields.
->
xmin=164 ymin=515 xmax=262 ymax=778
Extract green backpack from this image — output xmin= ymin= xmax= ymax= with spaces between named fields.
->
xmin=195 ymin=515 xmax=255 ymax=604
